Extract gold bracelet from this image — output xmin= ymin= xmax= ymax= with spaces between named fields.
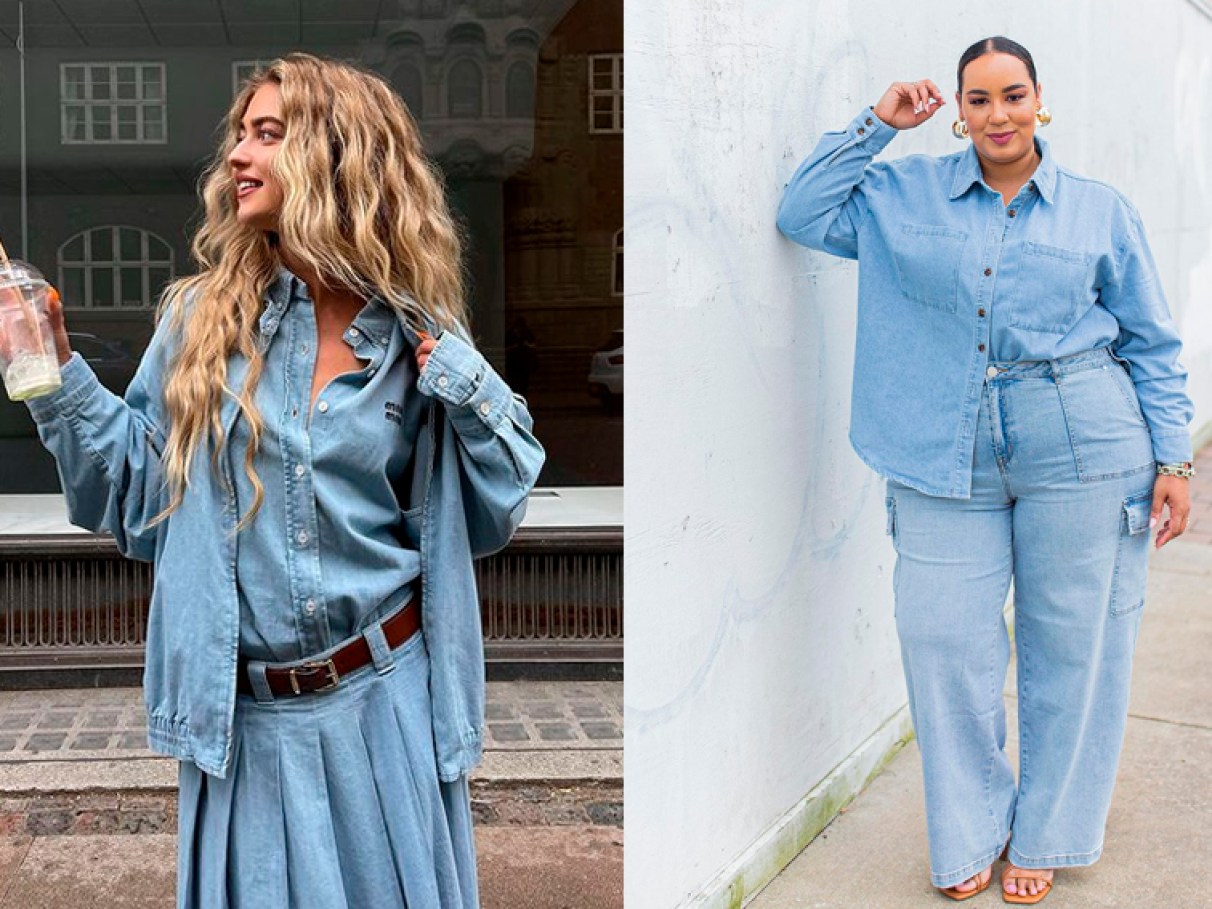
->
xmin=1156 ymin=462 xmax=1196 ymax=478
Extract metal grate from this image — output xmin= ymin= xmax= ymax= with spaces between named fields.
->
xmin=0 ymin=528 xmax=621 ymax=673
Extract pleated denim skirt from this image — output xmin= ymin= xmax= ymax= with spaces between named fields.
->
xmin=176 ymin=630 xmax=479 ymax=909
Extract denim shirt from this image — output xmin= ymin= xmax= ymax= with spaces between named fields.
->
xmin=229 ymin=276 xmax=424 ymax=662
xmin=28 ymin=269 xmax=545 ymax=780
xmin=777 ymin=107 xmax=1193 ymax=498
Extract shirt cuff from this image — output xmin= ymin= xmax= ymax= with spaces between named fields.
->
xmin=25 ymin=352 xmax=101 ymax=423
xmin=1151 ymin=432 xmax=1193 ymax=466
xmin=417 ymin=332 xmax=513 ymax=436
xmin=848 ymin=106 xmax=897 ymax=154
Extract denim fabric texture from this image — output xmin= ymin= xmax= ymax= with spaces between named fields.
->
xmin=178 ymin=627 xmax=479 ymax=909
xmin=226 ymin=275 xmax=424 ymax=663
xmin=777 ymin=107 xmax=1193 ymax=497
xmin=886 ymin=348 xmax=1153 ymax=888
xmin=27 ymin=268 xmax=545 ymax=782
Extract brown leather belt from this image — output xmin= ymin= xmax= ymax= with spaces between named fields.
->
xmin=237 ymin=599 xmax=420 ymax=698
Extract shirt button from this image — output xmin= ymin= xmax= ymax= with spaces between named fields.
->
xmin=986 ymin=366 xmax=998 ymax=379
xmin=437 ymin=375 xmax=449 ymax=388
xmin=305 ymin=599 xmax=316 ymax=615
xmin=294 ymin=464 xmax=305 ymax=478
xmin=865 ymin=117 xmax=874 ymax=126
xmin=317 ymin=400 xmax=329 ymax=413
xmin=978 ymin=343 xmax=986 ymax=353
xmin=1008 ymin=209 xmax=1017 ymax=218
xmin=296 ymin=530 xmax=309 ymax=546
xmin=349 ymin=327 xmax=360 ymax=338
xmin=978 ymin=308 xmax=987 ymax=317
xmin=983 ymin=268 xmax=992 ymax=277
xmin=857 ymin=127 xmax=866 ymax=135
xmin=479 ymin=401 xmax=491 ymax=416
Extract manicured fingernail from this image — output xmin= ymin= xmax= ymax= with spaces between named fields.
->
xmin=913 ymin=104 xmax=923 ymax=114
xmin=1150 ymin=516 xmax=1159 ymax=528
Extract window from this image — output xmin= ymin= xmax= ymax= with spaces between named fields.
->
xmin=612 ymin=229 xmax=623 ymax=296
xmin=233 ymin=60 xmax=274 ymax=94
xmin=506 ymin=61 xmax=535 ymax=118
xmin=448 ymin=60 xmax=483 ymax=118
xmin=588 ymin=54 xmax=622 ymax=134
xmin=61 ymin=63 xmax=167 ymax=144
xmin=391 ymin=63 xmax=425 ymax=118
xmin=58 ymin=227 xmax=174 ymax=309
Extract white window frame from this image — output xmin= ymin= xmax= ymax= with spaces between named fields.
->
xmin=588 ymin=54 xmax=622 ymax=135
xmin=612 ymin=228 xmax=623 ymax=296
xmin=60 ymin=62 xmax=167 ymax=145
xmin=232 ymin=60 xmax=274 ymax=95
xmin=57 ymin=226 xmax=175 ymax=310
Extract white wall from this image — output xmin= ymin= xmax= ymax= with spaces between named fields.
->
xmin=624 ymin=1 xmax=1212 ymax=906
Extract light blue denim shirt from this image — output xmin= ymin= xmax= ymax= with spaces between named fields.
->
xmin=229 ymin=275 xmax=424 ymax=663
xmin=777 ymin=107 xmax=1193 ymax=498
xmin=27 ymin=269 xmax=545 ymax=780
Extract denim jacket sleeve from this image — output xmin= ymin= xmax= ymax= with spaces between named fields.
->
xmin=776 ymin=107 xmax=898 ymax=259
xmin=25 ymin=316 xmax=177 ymax=562
xmin=417 ymin=329 xmax=545 ymax=556
xmin=1098 ymin=203 xmax=1194 ymax=465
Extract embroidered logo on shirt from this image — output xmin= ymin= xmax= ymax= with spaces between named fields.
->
xmin=384 ymin=401 xmax=404 ymax=425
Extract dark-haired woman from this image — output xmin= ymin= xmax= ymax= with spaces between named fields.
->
xmin=777 ymin=37 xmax=1192 ymax=904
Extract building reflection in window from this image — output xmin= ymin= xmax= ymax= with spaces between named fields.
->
xmin=0 ymin=0 xmax=621 ymax=492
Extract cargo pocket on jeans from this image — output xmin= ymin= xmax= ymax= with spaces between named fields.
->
xmin=1110 ymin=491 xmax=1152 ymax=616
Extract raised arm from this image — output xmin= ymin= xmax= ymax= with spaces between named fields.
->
xmin=776 ymin=80 xmax=945 ymax=258
xmin=25 ymin=301 xmax=179 ymax=562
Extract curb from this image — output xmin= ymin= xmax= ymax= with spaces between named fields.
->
xmin=0 ymin=750 xmax=622 ymax=835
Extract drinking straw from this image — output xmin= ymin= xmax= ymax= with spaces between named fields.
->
xmin=0 ymin=236 xmax=49 ymax=357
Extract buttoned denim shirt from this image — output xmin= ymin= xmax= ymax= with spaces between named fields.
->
xmin=228 ymin=275 xmax=424 ymax=662
xmin=776 ymin=107 xmax=1193 ymax=498
xmin=27 ymin=269 xmax=545 ymax=780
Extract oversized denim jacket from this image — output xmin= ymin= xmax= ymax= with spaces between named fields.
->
xmin=777 ymin=108 xmax=1193 ymax=498
xmin=27 ymin=272 xmax=545 ymax=780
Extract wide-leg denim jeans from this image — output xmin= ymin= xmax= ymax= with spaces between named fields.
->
xmin=884 ymin=347 xmax=1156 ymax=889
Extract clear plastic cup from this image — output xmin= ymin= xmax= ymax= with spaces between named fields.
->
xmin=0 ymin=260 xmax=62 ymax=401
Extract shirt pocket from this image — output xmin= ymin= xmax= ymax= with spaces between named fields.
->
xmin=888 ymin=224 xmax=967 ymax=314
xmin=1007 ymin=241 xmax=1092 ymax=334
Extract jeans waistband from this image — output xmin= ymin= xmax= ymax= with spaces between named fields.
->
xmin=985 ymin=346 xmax=1117 ymax=380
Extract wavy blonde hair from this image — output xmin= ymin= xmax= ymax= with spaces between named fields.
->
xmin=151 ymin=53 xmax=467 ymax=531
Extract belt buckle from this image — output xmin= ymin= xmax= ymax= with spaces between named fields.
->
xmin=289 ymin=658 xmax=340 ymax=695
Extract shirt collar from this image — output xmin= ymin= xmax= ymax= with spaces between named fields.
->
xmin=949 ymin=135 xmax=1056 ymax=204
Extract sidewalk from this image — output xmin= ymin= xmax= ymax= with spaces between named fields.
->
xmin=751 ymin=447 xmax=1212 ymax=908
xmin=0 ymin=679 xmax=623 ymax=908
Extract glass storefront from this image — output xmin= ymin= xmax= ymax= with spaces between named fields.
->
xmin=0 ymin=0 xmax=621 ymax=491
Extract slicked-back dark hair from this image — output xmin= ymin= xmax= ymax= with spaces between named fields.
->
xmin=957 ymin=36 xmax=1038 ymax=92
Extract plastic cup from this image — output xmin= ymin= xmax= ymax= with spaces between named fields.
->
xmin=0 ymin=260 xmax=62 ymax=401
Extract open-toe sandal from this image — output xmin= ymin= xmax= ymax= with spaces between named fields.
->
xmin=939 ymin=867 xmax=992 ymax=902
xmin=1001 ymin=868 xmax=1052 ymax=905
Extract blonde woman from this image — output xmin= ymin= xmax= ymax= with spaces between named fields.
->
xmin=22 ymin=54 xmax=543 ymax=908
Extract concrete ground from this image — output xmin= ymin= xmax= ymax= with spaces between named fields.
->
xmin=750 ymin=453 xmax=1212 ymax=908
xmin=0 ymin=680 xmax=623 ymax=908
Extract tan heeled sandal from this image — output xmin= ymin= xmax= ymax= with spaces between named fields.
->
xmin=939 ymin=866 xmax=993 ymax=901
xmin=1000 ymin=867 xmax=1053 ymax=905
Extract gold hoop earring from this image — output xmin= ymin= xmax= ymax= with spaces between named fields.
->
xmin=951 ymin=119 xmax=969 ymax=140
xmin=1035 ymin=106 xmax=1052 ymax=127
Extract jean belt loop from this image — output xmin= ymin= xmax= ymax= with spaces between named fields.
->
xmin=246 ymin=661 xmax=275 ymax=704
xmin=363 ymin=621 xmax=397 ymax=675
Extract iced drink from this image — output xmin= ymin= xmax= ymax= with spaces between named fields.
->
xmin=0 ymin=258 xmax=62 ymax=401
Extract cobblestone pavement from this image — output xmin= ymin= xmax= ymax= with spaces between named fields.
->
xmin=0 ymin=680 xmax=621 ymax=762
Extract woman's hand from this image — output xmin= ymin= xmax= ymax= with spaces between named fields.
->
xmin=1151 ymin=475 xmax=1190 ymax=548
xmin=47 ymin=288 xmax=73 ymax=367
xmin=416 ymin=330 xmax=437 ymax=373
xmin=872 ymin=80 xmax=946 ymax=130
